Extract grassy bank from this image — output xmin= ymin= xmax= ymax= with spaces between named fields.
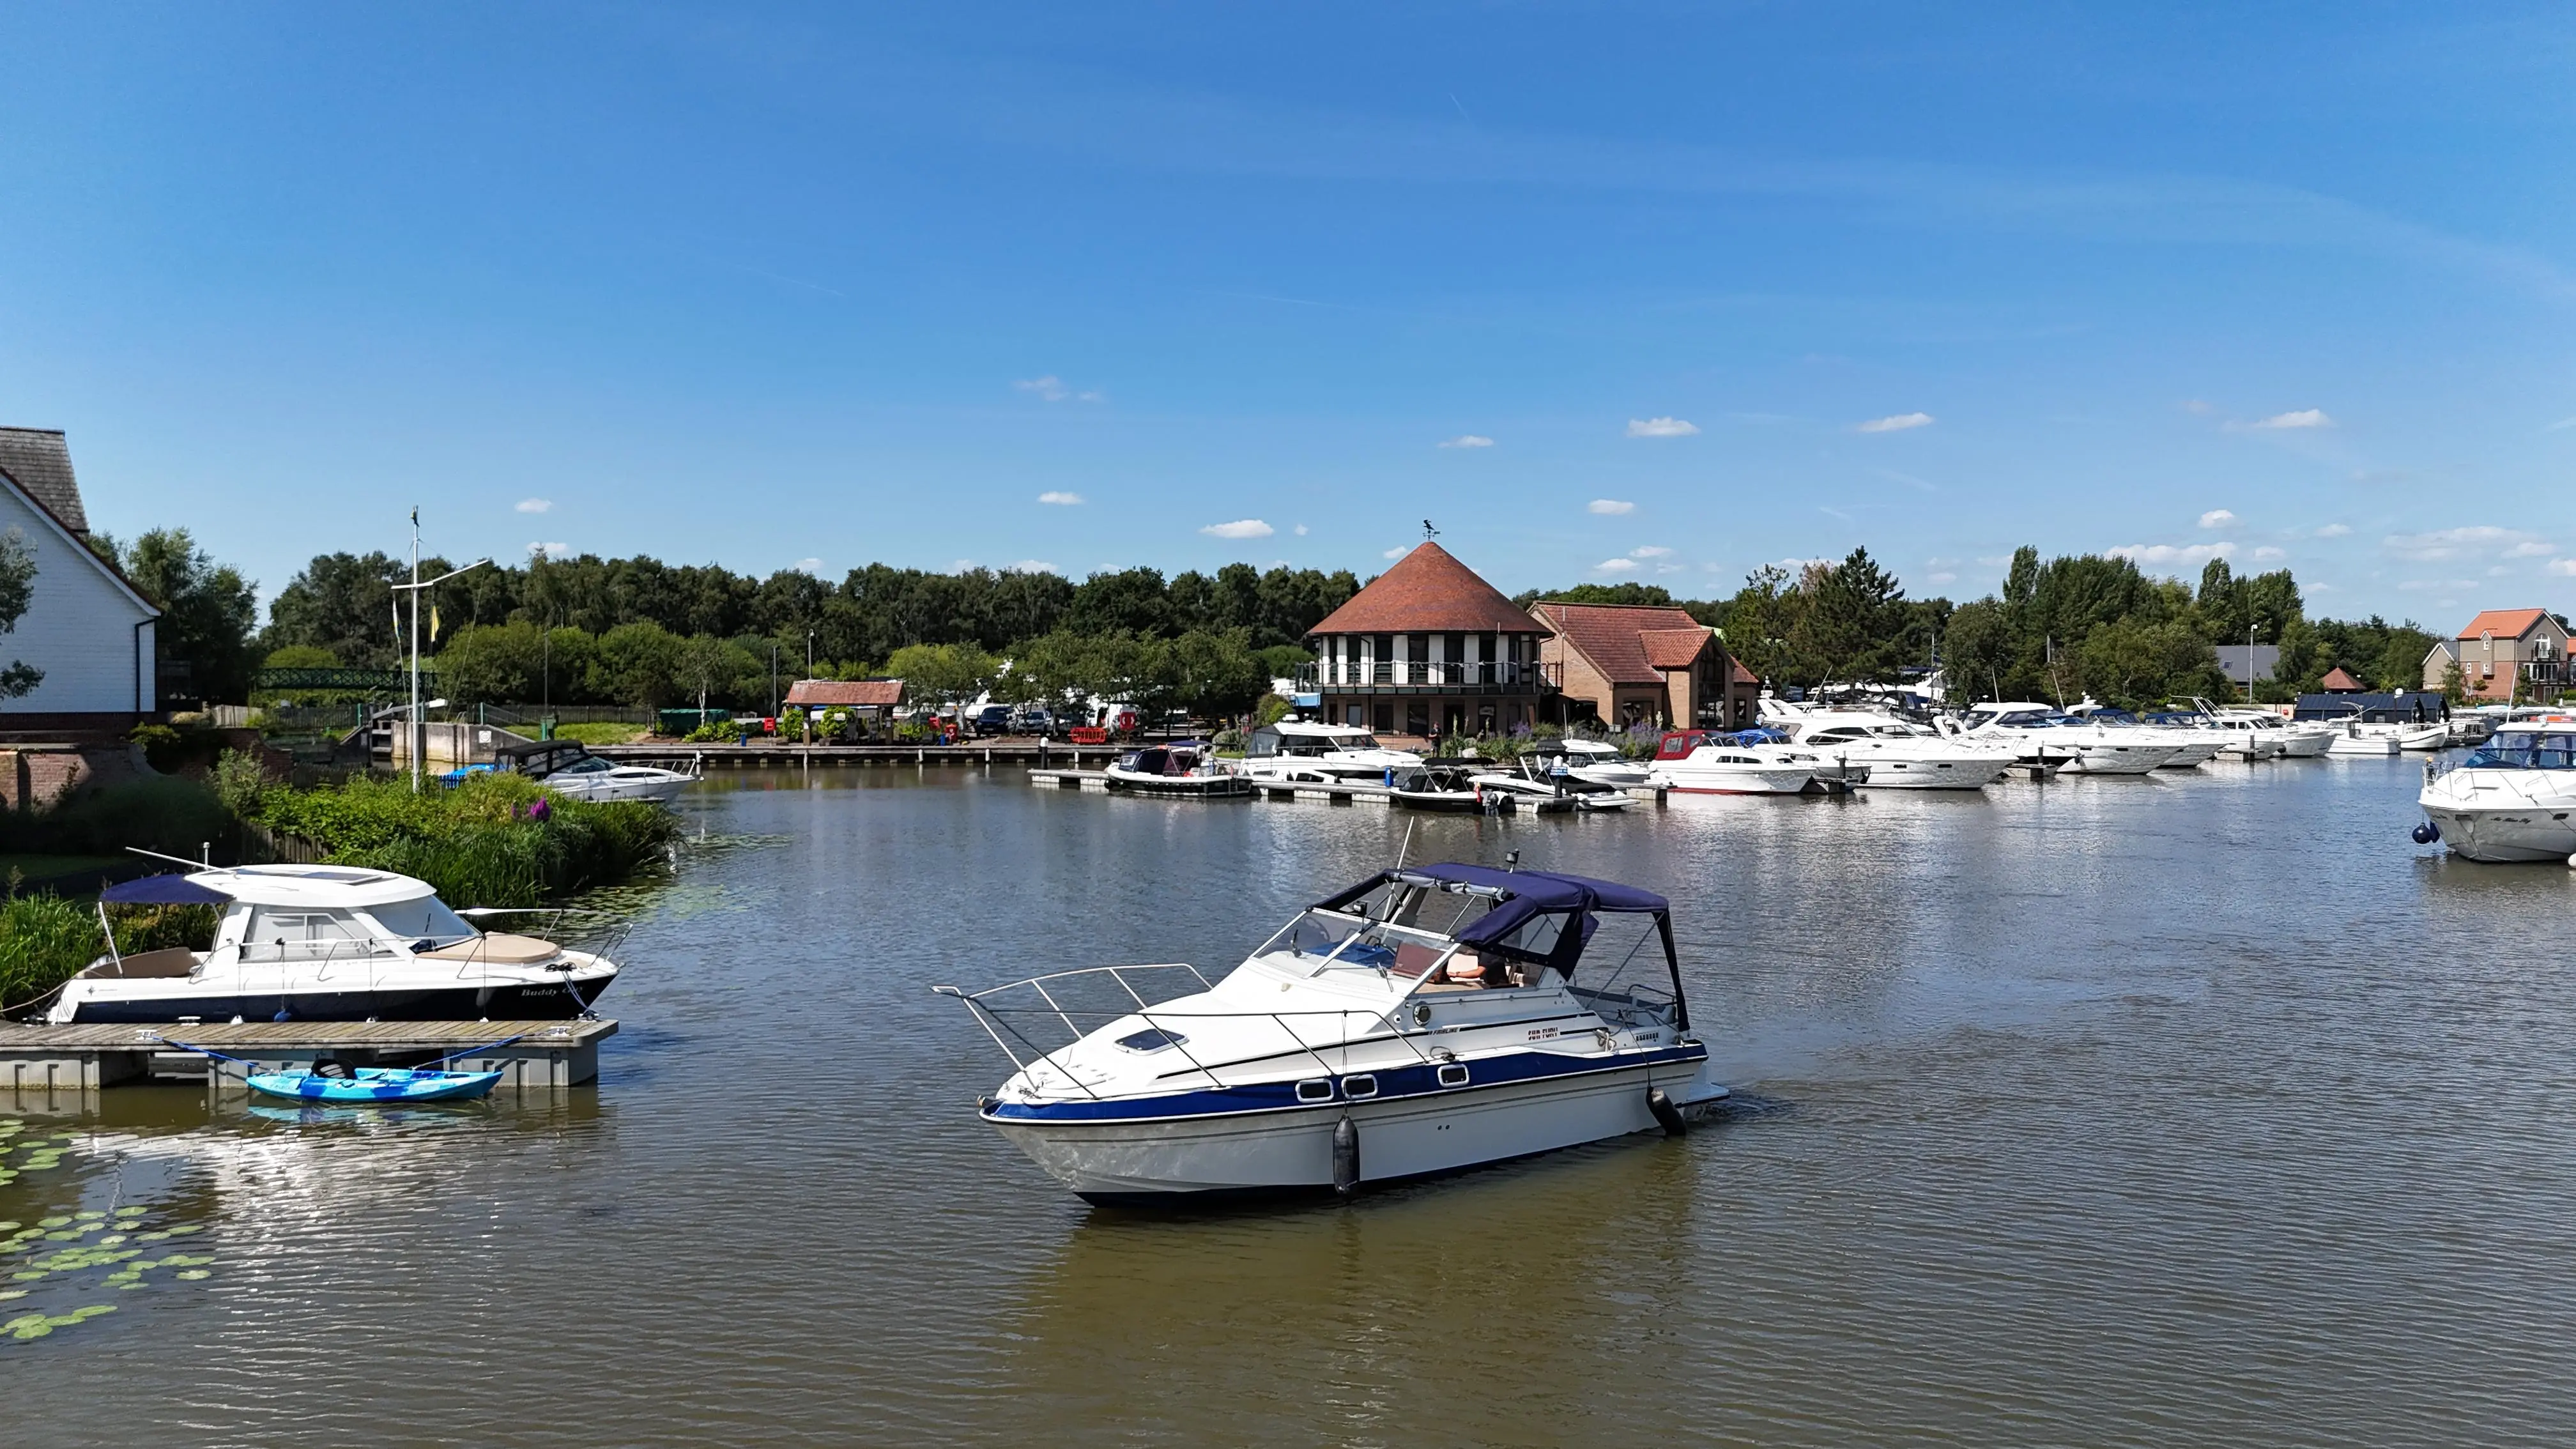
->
xmin=0 ymin=898 xmax=218 ymax=1014
xmin=249 ymin=771 xmax=677 ymax=908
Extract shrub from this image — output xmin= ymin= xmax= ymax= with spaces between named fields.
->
xmin=128 ymin=723 xmax=185 ymax=772
xmin=251 ymin=772 xmax=676 ymax=908
xmin=213 ymin=747 xmax=269 ymax=818
xmin=0 ymin=894 xmax=215 ymax=1013
xmin=551 ymin=722 xmax=643 ymax=746
xmin=0 ymin=775 xmax=236 ymax=860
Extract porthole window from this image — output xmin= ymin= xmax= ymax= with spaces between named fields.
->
xmin=1436 ymin=1063 xmax=1470 ymax=1088
xmin=1342 ymin=1075 xmax=1378 ymax=1100
xmin=1296 ymin=1078 xmax=1334 ymax=1103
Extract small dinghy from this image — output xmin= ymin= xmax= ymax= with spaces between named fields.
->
xmin=246 ymin=1064 xmax=503 ymax=1103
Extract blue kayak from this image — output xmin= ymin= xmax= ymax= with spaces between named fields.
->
xmin=245 ymin=1067 xmax=504 ymax=1103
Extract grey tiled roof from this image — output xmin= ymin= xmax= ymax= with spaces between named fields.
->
xmin=0 ymin=427 xmax=86 ymax=537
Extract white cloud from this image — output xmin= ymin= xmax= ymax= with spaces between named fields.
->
xmin=2384 ymin=526 xmax=2546 ymax=562
xmin=1631 ymin=546 xmax=1675 ymax=558
xmin=528 ymin=541 xmax=570 ymax=558
xmin=2317 ymin=523 xmax=2352 ymax=537
xmin=1595 ymin=558 xmax=1640 ymax=574
xmin=1383 ymin=547 xmax=1408 ymax=560
xmin=1855 ymin=411 xmax=1935 ymax=433
xmin=793 ymin=557 xmax=822 ymax=574
xmin=2549 ymin=559 xmax=2576 ymax=576
xmin=1294 ymin=524 xmax=1309 ymax=536
xmin=2547 ymin=416 xmax=2576 ymax=433
xmin=1588 ymin=498 xmax=1636 ymax=515
xmin=1625 ymin=417 xmax=1700 ymax=438
xmin=2253 ymin=546 xmax=2287 ymax=561
xmin=2198 ymin=509 xmax=2236 ymax=529
xmin=1439 ymin=434 xmax=1495 ymax=449
xmin=1975 ymin=555 xmax=2011 ymax=567
xmin=1006 ymin=560 xmax=1057 ymax=574
xmin=2181 ymin=399 xmax=2213 ymax=415
xmin=1928 ymin=571 xmax=1958 ymax=585
xmin=1016 ymin=376 xmax=1105 ymax=403
xmin=2107 ymin=541 xmax=2235 ymax=567
xmin=1200 ymin=519 xmax=1275 ymax=540
xmin=1036 ymin=491 xmax=1084 ymax=505
xmin=2251 ymin=408 xmax=2333 ymax=429
xmin=516 ymin=498 xmax=553 ymax=514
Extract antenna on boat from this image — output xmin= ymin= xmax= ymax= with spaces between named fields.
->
xmin=124 ymin=845 xmax=211 ymax=871
xmin=1395 ymin=818 xmax=1417 ymax=870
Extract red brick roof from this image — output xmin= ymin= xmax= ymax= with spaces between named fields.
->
xmin=1530 ymin=602 xmax=1713 ymax=684
xmin=786 ymin=679 xmax=903 ymax=707
xmin=2319 ymin=667 xmax=2365 ymax=691
xmin=2457 ymin=608 xmax=2556 ymax=641
xmin=1729 ymin=658 xmax=1759 ymax=686
xmin=1308 ymin=543 xmax=1550 ymax=636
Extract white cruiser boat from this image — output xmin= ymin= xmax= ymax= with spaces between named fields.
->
xmin=1469 ymin=759 xmax=1632 ymax=811
xmin=493 ymin=739 xmax=698 ymax=804
xmin=2416 ymin=723 xmax=2576 ymax=861
xmin=1103 ymin=741 xmax=1254 ymax=797
xmin=37 ymin=865 xmax=619 ymax=1024
xmin=939 ymin=863 xmax=1726 ymax=1203
xmin=2063 ymin=703 xmax=2229 ymax=765
xmin=1646 ymin=730 xmax=1832 ymax=795
xmin=2196 ymin=704 xmax=2332 ymax=758
xmin=1543 ymin=739 xmax=1654 ymax=788
xmin=1763 ymin=706 xmax=2011 ymax=790
xmin=2324 ymin=720 xmax=2402 ymax=756
xmin=1239 ymin=722 xmax=1423 ymax=783
xmin=1957 ymin=705 xmax=2178 ymax=774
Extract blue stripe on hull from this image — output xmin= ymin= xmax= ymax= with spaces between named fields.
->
xmin=64 ymin=979 xmax=610 ymax=1024
xmin=985 ymin=1043 xmax=1705 ymax=1124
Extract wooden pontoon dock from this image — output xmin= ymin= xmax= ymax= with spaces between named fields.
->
xmin=0 ymin=1018 xmax=617 ymax=1097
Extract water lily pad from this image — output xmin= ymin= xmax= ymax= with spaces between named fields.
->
xmin=165 ymin=1225 xmax=204 ymax=1236
xmin=96 ymin=1235 xmax=126 ymax=1247
xmin=113 ymin=1206 xmax=146 ymax=1217
xmin=0 ymin=1290 xmax=21 ymax=1301
xmin=73 ymin=1210 xmax=104 ymax=1220
xmin=13 ymin=1324 xmax=52 ymax=1339
xmin=176 ymin=1269 xmax=210 ymax=1280
xmin=36 ymin=1217 xmax=70 ymax=1230
xmin=71 ymin=1304 xmax=116 ymax=1319
xmin=135 ymin=1231 xmax=170 ymax=1242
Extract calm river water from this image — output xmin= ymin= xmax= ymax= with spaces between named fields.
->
xmin=8 ymin=757 xmax=2575 ymax=1446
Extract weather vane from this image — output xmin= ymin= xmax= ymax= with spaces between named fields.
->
xmin=1423 ymin=519 xmax=1439 ymax=539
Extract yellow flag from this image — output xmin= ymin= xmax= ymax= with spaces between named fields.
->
xmin=430 ymin=604 xmax=441 ymax=640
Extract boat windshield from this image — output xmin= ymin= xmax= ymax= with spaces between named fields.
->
xmin=365 ymin=894 xmax=478 ymax=944
xmin=1262 ymin=910 xmax=1463 ymax=982
xmin=2464 ymin=730 xmax=2576 ymax=769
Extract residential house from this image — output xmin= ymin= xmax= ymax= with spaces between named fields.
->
xmin=1526 ymin=600 xmax=1759 ymax=731
xmin=0 ymin=427 xmax=160 ymax=735
xmin=1303 ymin=542 xmax=1555 ymax=739
xmin=2423 ymin=609 xmax=2569 ymax=703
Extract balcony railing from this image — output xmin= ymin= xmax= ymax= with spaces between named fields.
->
xmin=1294 ymin=661 xmax=1560 ymax=690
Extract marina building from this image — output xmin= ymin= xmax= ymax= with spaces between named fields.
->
xmin=1527 ymin=600 xmax=1758 ymax=731
xmin=1303 ymin=543 xmax=1554 ymax=739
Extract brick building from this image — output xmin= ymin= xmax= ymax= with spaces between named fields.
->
xmin=1527 ymin=601 xmax=1759 ymax=730
xmin=1304 ymin=543 xmax=1555 ymax=739
xmin=2423 ymin=608 xmax=2570 ymax=702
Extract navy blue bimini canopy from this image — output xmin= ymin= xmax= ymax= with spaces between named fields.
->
xmin=1314 ymin=862 xmax=1668 ymax=954
xmin=101 ymin=873 xmax=232 ymax=906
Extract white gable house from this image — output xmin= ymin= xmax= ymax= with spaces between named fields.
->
xmin=0 ymin=427 xmax=158 ymax=729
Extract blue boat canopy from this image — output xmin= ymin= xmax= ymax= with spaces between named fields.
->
xmin=101 ymin=873 xmax=232 ymax=905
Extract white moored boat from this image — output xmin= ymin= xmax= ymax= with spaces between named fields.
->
xmin=491 ymin=739 xmax=698 ymax=804
xmin=1101 ymin=741 xmax=1254 ymax=797
xmin=2416 ymin=721 xmax=2576 ymax=862
xmin=36 ymin=865 xmax=620 ymax=1025
xmin=939 ymin=862 xmax=1726 ymax=1204
xmin=2196 ymin=704 xmax=2333 ymax=758
xmin=1646 ymin=729 xmax=1827 ymax=795
xmin=1239 ymin=721 xmax=1423 ymax=783
xmin=1956 ymin=704 xmax=2179 ymax=774
xmin=1762 ymin=704 xmax=2011 ymax=790
xmin=1543 ymin=738 xmax=1654 ymax=788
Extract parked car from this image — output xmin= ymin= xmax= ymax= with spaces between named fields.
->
xmin=1012 ymin=707 xmax=1055 ymax=737
xmin=972 ymin=704 xmax=1013 ymax=736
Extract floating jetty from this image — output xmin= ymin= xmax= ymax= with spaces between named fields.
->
xmin=595 ymin=741 xmax=1124 ymax=770
xmin=0 ymin=1018 xmax=616 ymax=1097
xmin=1027 ymin=768 xmax=1667 ymax=806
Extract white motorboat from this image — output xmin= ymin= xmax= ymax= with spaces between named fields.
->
xmin=1956 ymin=704 xmax=2179 ymax=774
xmin=36 ymin=865 xmax=619 ymax=1025
xmin=1763 ymin=706 xmax=2011 ymax=790
xmin=2416 ymin=722 xmax=2576 ymax=861
xmin=1542 ymin=738 xmax=1655 ymax=788
xmin=492 ymin=739 xmax=698 ymax=804
xmin=2324 ymin=720 xmax=2402 ymax=756
xmin=2064 ymin=703 xmax=2230 ymax=765
xmin=1646 ymin=730 xmax=1829 ymax=795
xmin=1389 ymin=762 xmax=1521 ymax=812
xmin=1239 ymin=721 xmax=1423 ymax=784
xmin=2196 ymin=704 xmax=2333 ymax=758
xmin=1102 ymin=742 xmax=1254 ymax=797
xmin=1469 ymin=759 xmax=1632 ymax=812
xmin=939 ymin=862 xmax=1728 ymax=1203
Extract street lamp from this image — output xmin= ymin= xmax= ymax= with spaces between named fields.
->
xmin=389 ymin=508 xmax=491 ymax=792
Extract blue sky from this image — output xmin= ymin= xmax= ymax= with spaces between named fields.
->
xmin=3 ymin=3 xmax=2570 ymax=624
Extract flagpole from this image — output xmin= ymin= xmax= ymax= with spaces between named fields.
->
xmin=411 ymin=508 xmax=422 ymax=792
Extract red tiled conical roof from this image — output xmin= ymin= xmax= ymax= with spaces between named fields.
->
xmin=2319 ymin=667 xmax=2365 ymax=692
xmin=1308 ymin=542 xmax=1549 ymax=635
